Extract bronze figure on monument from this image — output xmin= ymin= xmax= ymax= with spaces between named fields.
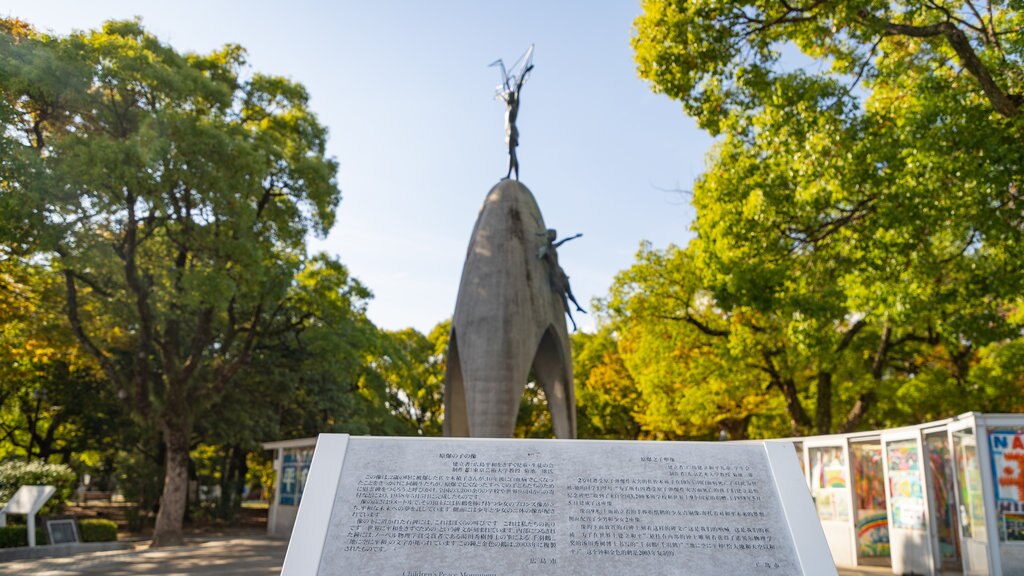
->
xmin=490 ymin=45 xmax=533 ymax=180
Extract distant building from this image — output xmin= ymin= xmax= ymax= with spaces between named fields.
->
xmin=262 ymin=437 xmax=317 ymax=538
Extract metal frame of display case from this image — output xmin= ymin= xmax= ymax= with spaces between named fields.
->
xmin=964 ymin=412 xmax=1024 ymax=576
xmin=880 ymin=427 xmax=936 ymax=575
xmin=802 ymin=436 xmax=858 ymax=567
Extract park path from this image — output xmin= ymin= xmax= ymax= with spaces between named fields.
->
xmin=0 ymin=535 xmax=894 ymax=576
xmin=0 ymin=536 xmax=286 ymax=576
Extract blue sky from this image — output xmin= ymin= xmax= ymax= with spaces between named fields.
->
xmin=6 ymin=1 xmax=713 ymax=333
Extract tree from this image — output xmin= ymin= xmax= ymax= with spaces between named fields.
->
xmin=633 ymin=0 xmax=1024 ymax=130
xmin=572 ymin=328 xmax=647 ymax=439
xmin=195 ymin=254 xmax=392 ymax=519
xmin=619 ymin=0 xmax=1024 ymax=436
xmin=1 ymin=19 xmax=340 ymax=545
xmin=0 ymin=258 xmax=133 ymax=463
xmin=372 ymin=322 xmax=448 ymax=436
xmin=606 ymin=242 xmax=883 ymax=438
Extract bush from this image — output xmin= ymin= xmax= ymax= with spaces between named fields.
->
xmin=78 ymin=519 xmax=117 ymax=542
xmin=0 ymin=525 xmax=47 ymax=548
xmin=115 ymin=450 xmax=163 ymax=531
xmin=0 ymin=460 xmax=77 ymax=509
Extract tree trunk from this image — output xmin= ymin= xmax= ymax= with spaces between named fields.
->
xmin=151 ymin=420 xmax=190 ymax=547
xmin=719 ymin=415 xmax=751 ymax=440
xmin=838 ymin=324 xmax=892 ymax=432
xmin=218 ymin=444 xmax=248 ymax=521
xmin=778 ymin=377 xmax=810 ymax=436
xmin=761 ymin=352 xmax=811 ymax=436
xmin=838 ymin=392 xmax=875 ymax=434
xmin=815 ymin=371 xmax=832 ymax=435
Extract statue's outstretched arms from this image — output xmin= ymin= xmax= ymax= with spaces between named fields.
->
xmin=552 ymin=232 xmax=582 ymax=249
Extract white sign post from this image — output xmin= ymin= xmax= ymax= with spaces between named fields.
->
xmin=0 ymin=485 xmax=57 ymax=547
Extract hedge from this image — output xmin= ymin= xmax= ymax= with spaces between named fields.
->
xmin=78 ymin=519 xmax=117 ymax=542
xmin=0 ymin=460 xmax=77 ymax=507
xmin=0 ymin=525 xmax=47 ymax=548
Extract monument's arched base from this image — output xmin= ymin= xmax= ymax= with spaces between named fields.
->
xmin=443 ymin=180 xmax=576 ymax=438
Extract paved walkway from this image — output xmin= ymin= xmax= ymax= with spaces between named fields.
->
xmin=0 ymin=536 xmax=287 ymax=576
xmin=0 ymin=535 xmax=897 ymax=576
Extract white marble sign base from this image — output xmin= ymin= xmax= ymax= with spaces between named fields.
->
xmin=282 ymin=436 xmax=835 ymax=576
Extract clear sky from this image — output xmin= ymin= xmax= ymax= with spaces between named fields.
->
xmin=5 ymin=1 xmax=712 ymax=334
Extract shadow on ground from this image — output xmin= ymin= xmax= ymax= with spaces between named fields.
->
xmin=0 ymin=535 xmax=286 ymax=576
xmin=0 ymin=533 xmax=902 ymax=576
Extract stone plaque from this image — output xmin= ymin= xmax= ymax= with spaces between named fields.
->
xmin=45 ymin=517 xmax=80 ymax=544
xmin=282 ymin=436 xmax=835 ymax=576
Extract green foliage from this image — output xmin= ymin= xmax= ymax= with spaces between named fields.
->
xmin=514 ymin=382 xmax=555 ymax=438
xmin=78 ymin=519 xmax=117 ymax=542
xmin=620 ymin=0 xmax=1024 ymax=437
xmin=113 ymin=444 xmax=163 ymax=531
xmin=603 ymin=244 xmax=791 ymax=439
xmin=634 ymin=0 xmax=1024 ymax=133
xmin=0 ymin=525 xmax=47 ymax=548
xmin=0 ymin=17 xmax=351 ymax=542
xmin=572 ymin=328 xmax=646 ymax=439
xmin=372 ymin=322 xmax=448 ymax=436
xmin=0 ymin=15 xmax=447 ymax=539
xmin=246 ymin=451 xmax=274 ymax=503
xmin=0 ymin=460 xmax=76 ymax=506
xmin=207 ymin=254 xmax=410 ymax=442
xmin=0 ymin=258 xmax=134 ymax=464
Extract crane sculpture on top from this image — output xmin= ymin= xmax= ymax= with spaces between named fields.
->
xmin=490 ymin=44 xmax=534 ymax=180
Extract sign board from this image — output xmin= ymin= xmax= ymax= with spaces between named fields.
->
xmin=282 ymin=436 xmax=834 ymax=575
xmin=886 ymin=439 xmax=925 ymax=530
xmin=0 ymin=485 xmax=56 ymax=547
xmin=281 ymin=453 xmax=298 ymax=506
xmin=45 ymin=517 xmax=80 ymax=545
xmin=1 ymin=485 xmax=56 ymax=516
xmin=989 ymin=428 xmax=1024 ymax=540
